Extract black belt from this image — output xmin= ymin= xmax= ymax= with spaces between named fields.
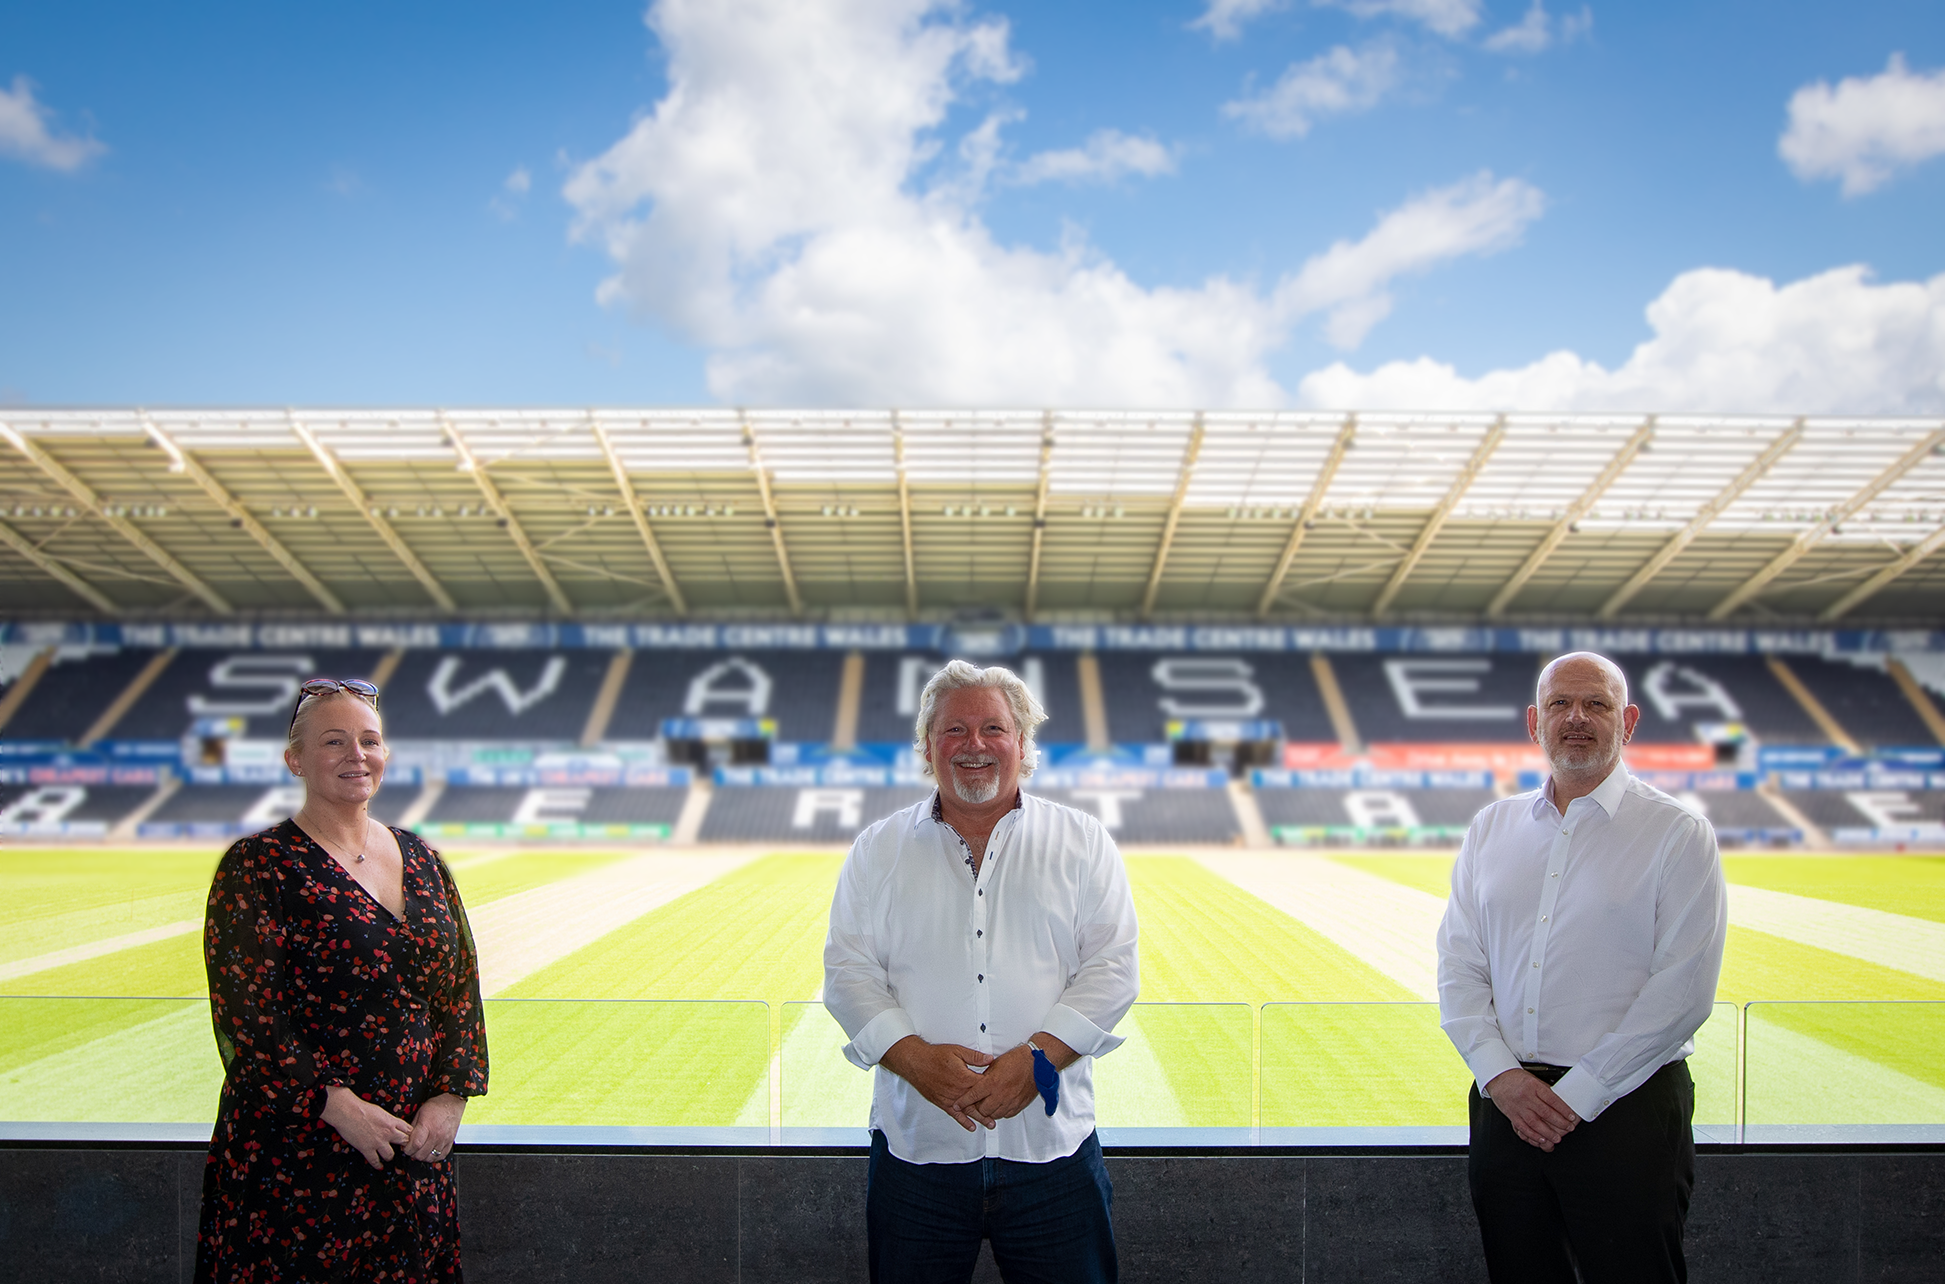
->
xmin=1521 ymin=1062 xmax=1572 ymax=1085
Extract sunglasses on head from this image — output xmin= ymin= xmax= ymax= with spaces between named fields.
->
xmin=289 ymin=677 xmax=381 ymax=732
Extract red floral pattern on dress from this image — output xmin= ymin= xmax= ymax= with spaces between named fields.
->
xmin=196 ymin=819 xmax=489 ymax=1282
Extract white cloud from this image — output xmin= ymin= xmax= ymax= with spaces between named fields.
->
xmin=1779 ymin=54 xmax=1945 ymax=196
xmin=1319 ymin=0 xmax=1482 ymax=38
xmin=1191 ymin=0 xmax=1286 ymax=42
xmin=1013 ymin=129 xmax=1175 ymax=185
xmin=566 ymin=0 xmax=1533 ymax=405
xmin=1223 ymin=42 xmax=1401 ymax=140
xmin=1298 ymin=265 xmax=1945 ymax=412
xmin=1279 ymin=172 xmax=1545 ymax=347
xmin=1482 ymin=2 xmax=1589 ymax=54
xmin=0 ymin=76 xmax=104 ymax=172
xmin=505 ymin=166 xmax=533 ymax=194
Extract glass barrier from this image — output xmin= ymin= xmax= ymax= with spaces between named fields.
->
xmin=1260 ymin=1003 xmax=1470 ymax=1131
xmin=0 ymin=996 xmax=219 ymax=1125
xmin=1092 ymin=1003 xmax=1253 ymax=1130
xmin=779 ymin=1001 xmax=1254 ymax=1132
xmin=1258 ymin=1001 xmax=1739 ymax=1137
xmin=1690 ymin=1001 xmax=1740 ymax=1136
xmin=0 ymin=996 xmax=772 ymax=1133
xmin=779 ymin=1001 xmax=873 ymax=1130
xmin=1743 ymin=1001 xmax=1945 ymax=1142
xmin=466 ymin=999 xmax=771 ymax=1128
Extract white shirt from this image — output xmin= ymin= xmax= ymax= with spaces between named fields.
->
xmin=1435 ymin=764 xmax=1727 ymax=1122
xmin=824 ymin=788 xmax=1140 ymax=1164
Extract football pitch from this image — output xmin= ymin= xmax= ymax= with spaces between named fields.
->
xmin=4 ymin=845 xmax=1944 ymax=1136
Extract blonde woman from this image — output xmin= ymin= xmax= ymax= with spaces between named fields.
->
xmin=197 ymin=677 xmax=488 ymax=1281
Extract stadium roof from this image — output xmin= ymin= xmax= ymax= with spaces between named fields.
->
xmin=1 ymin=409 xmax=1942 ymax=625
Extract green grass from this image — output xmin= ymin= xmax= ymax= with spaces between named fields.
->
xmin=5 ymin=846 xmax=1944 ymax=1130
xmin=1722 ymin=855 xmax=1945 ymax=924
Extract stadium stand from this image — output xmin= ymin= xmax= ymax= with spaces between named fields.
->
xmin=851 ymin=651 xmax=1085 ymax=746
xmin=1780 ymin=788 xmax=1945 ymax=841
xmin=1783 ymin=656 xmax=1940 ymax=749
xmin=1683 ymin=790 xmax=1801 ymax=845
xmin=1026 ymin=784 xmax=1240 ymax=843
xmin=1330 ymin=654 xmax=1539 ymax=744
xmin=111 ymin=648 xmax=391 ymax=741
xmin=605 ymin=649 xmax=844 ymax=743
xmin=418 ymin=784 xmax=687 ymax=837
xmin=0 ymin=783 xmax=157 ymax=836
xmin=139 ymin=783 xmax=424 ymax=839
xmin=1094 ymin=652 xmax=1337 ymax=744
xmin=1256 ymin=787 xmax=1500 ymax=837
xmin=697 ymin=785 xmax=932 ymax=843
xmin=1629 ymin=656 xmax=1825 ymax=745
xmin=2 ymin=647 xmax=164 ymax=744
xmin=380 ymin=649 xmax=613 ymax=742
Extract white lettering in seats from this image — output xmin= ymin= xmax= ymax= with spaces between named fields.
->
xmin=685 ymin=658 xmax=774 ymax=716
xmin=1382 ymin=659 xmax=1516 ymax=720
xmin=427 ymin=656 xmax=568 ymax=716
xmin=1152 ymin=657 xmax=1264 ymax=718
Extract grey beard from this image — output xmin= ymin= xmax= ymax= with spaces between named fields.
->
xmin=1546 ymin=734 xmax=1619 ymax=776
xmin=951 ymin=772 xmax=1001 ymax=805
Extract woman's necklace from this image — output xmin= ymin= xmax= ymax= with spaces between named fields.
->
xmin=309 ymin=815 xmax=371 ymax=864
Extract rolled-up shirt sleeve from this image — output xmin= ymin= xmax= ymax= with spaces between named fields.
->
xmin=824 ymin=834 xmax=913 ymax=1069
xmin=1040 ymin=827 xmax=1139 ymax=1058
xmin=1437 ymin=823 xmax=1523 ymax=1094
xmin=1554 ymin=815 xmax=1726 ymax=1121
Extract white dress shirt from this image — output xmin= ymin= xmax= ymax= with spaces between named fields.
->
xmin=824 ymin=788 xmax=1140 ymax=1164
xmin=1436 ymin=764 xmax=1727 ymax=1122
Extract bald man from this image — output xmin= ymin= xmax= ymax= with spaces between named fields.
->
xmin=1436 ymin=652 xmax=1727 ymax=1283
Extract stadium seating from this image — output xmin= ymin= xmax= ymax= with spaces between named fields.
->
xmin=138 ymin=783 xmax=425 ymax=839
xmin=0 ymin=783 xmax=156 ymax=836
xmin=381 ymin=650 xmax=614 ymax=742
xmin=1026 ymin=784 xmax=1240 ymax=843
xmin=605 ymin=649 xmax=845 ymax=743
xmin=1682 ymin=790 xmax=1801 ymax=845
xmin=2 ymin=648 xmax=163 ymax=743
xmin=1256 ymin=787 xmax=1499 ymax=833
xmin=109 ymin=648 xmax=391 ymax=741
xmin=418 ymin=784 xmax=687 ymax=836
xmin=1784 ymin=656 xmax=1940 ymax=749
xmin=1330 ymin=653 xmax=1539 ymax=744
xmin=1094 ymin=652 xmax=1337 ymax=743
xmin=852 ymin=652 xmax=1084 ymax=746
xmin=697 ymin=785 xmax=932 ymax=842
xmin=1781 ymin=789 xmax=1945 ymax=841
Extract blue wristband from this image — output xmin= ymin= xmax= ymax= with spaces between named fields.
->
xmin=1027 ymin=1042 xmax=1059 ymax=1117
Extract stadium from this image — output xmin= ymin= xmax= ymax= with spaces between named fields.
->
xmin=5 ymin=408 xmax=1945 ymax=1278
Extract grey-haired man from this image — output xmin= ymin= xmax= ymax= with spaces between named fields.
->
xmin=825 ymin=660 xmax=1139 ymax=1283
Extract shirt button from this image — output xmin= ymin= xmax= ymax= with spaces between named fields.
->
xmin=1550 ymin=872 xmax=1558 ymax=878
xmin=1527 ymin=1007 xmax=1534 ymax=1013
xmin=980 ymin=1023 xmax=986 ymax=1032
xmin=978 ymin=974 xmax=984 ymax=982
xmin=1533 ymin=962 xmax=1540 ymax=968
xmin=976 ymin=930 xmax=982 ymax=937
xmin=1540 ymin=915 xmax=1547 ymax=922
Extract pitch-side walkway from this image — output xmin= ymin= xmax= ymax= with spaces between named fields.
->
xmin=468 ymin=848 xmax=767 ymax=996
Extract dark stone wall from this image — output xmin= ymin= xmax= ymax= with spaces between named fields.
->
xmin=2 ymin=1145 xmax=1940 ymax=1282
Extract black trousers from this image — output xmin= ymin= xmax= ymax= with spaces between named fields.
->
xmin=1468 ymin=1060 xmax=1695 ymax=1284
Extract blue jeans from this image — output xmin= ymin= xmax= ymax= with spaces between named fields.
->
xmin=866 ymin=1130 xmax=1117 ymax=1284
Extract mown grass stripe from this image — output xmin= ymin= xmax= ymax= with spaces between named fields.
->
xmin=1722 ymin=855 xmax=1945 ymax=925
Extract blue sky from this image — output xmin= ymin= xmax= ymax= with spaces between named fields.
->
xmin=2 ymin=1 xmax=1942 ymax=410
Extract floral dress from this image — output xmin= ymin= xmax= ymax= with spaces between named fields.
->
xmin=196 ymin=819 xmax=489 ymax=1282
